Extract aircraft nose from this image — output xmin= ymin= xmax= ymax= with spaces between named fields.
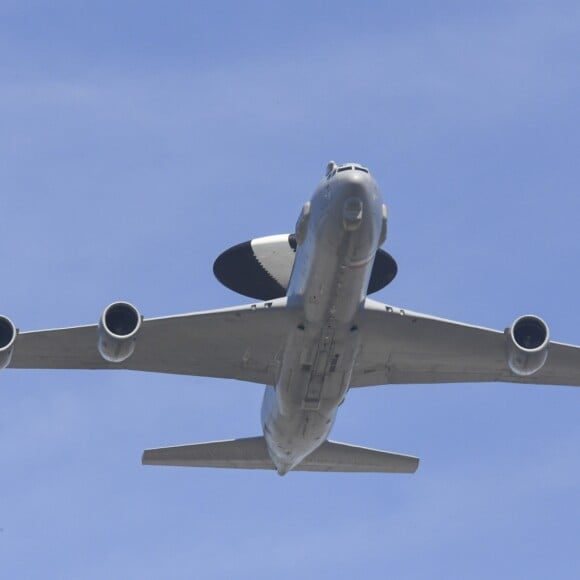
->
xmin=331 ymin=170 xmax=378 ymax=231
xmin=334 ymin=170 xmax=374 ymax=206
xmin=336 ymin=169 xmax=373 ymax=194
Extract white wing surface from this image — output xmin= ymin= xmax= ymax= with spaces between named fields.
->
xmin=352 ymin=298 xmax=580 ymax=387
xmin=9 ymin=299 xmax=292 ymax=385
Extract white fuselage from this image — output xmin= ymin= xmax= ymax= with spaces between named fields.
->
xmin=261 ymin=167 xmax=384 ymax=474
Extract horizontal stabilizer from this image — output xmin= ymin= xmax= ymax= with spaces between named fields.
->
xmin=142 ymin=437 xmax=419 ymax=474
xmin=143 ymin=437 xmax=273 ymax=470
xmin=300 ymin=440 xmax=419 ymax=473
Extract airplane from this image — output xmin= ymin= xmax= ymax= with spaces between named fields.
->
xmin=2 ymin=160 xmax=580 ymax=476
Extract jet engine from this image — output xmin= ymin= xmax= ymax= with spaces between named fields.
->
xmin=98 ymin=302 xmax=142 ymax=363
xmin=506 ymin=315 xmax=549 ymax=376
xmin=0 ymin=315 xmax=16 ymax=369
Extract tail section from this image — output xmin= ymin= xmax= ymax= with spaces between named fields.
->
xmin=142 ymin=437 xmax=419 ymax=474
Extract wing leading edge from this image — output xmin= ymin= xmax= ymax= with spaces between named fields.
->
xmin=352 ymin=298 xmax=580 ymax=388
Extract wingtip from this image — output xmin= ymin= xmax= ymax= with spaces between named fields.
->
xmin=409 ymin=457 xmax=420 ymax=474
xmin=141 ymin=449 xmax=154 ymax=466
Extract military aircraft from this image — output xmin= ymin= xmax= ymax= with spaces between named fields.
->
xmin=2 ymin=161 xmax=580 ymax=475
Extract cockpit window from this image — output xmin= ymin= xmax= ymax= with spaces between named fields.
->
xmin=327 ymin=162 xmax=370 ymax=178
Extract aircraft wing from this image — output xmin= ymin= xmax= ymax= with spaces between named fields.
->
xmin=9 ymin=299 xmax=292 ymax=385
xmin=351 ymin=298 xmax=580 ymax=387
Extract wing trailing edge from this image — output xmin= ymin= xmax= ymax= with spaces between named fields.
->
xmin=142 ymin=437 xmax=419 ymax=474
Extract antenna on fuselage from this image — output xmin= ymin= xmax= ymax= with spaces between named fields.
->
xmin=325 ymin=160 xmax=337 ymax=177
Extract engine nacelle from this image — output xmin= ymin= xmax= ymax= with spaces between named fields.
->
xmin=506 ymin=315 xmax=549 ymax=376
xmin=0 ymin=316 xmax=17 ymax=369
xmin=98 ymin=302 xmax=142 ymax=363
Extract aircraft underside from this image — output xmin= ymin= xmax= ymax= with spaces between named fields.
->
xmin=3 ymin=161 xmax=580 ymax=475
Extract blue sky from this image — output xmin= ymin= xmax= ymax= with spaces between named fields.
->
xmin=1 ymin=2 xmax=580 ymax=578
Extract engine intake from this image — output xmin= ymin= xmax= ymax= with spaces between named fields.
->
xmin=507 ymin=315 xmax=549 ymax=376
xmin=0 ymin=316 xmax=16 ymax=369
xmin=98 ymin=302 xmax=142 ymax=363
